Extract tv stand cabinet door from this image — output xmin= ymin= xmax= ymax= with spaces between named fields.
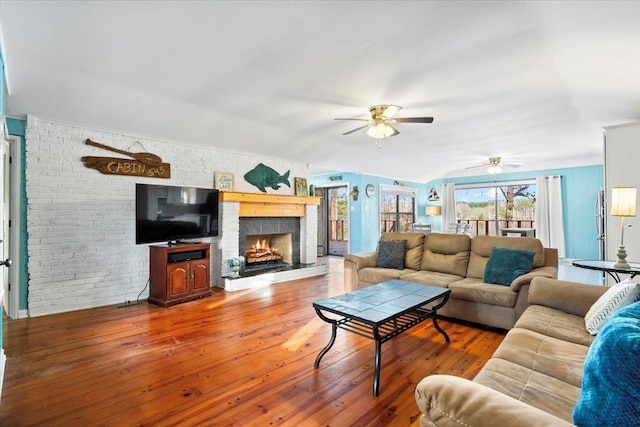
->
xmin=191 ymin=259 xmax=210 ymax=295
xmin=167 ymin=262 xmax=190 ymax=301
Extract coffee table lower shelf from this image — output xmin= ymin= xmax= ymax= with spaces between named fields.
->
xmin=313 ymin=281 xmax=450 ymax=397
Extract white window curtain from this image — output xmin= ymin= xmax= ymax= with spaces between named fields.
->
xmin=535 ymin=176 xmax=566 ymax=257
xmin=441 ymin=183 xmax=457 ymax=231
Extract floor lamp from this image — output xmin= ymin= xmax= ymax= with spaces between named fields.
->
xmin=611 ymin=186 xmax=637 ymax=269
xmin=425 ymin=205 xmax=441 ymax=229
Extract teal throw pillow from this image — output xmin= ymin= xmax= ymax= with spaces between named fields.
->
xmin=573 ymin=301 xmax=640 ymax=426
xmin=483 ymin=246 xmax=535 ymax=286
xmin=376 ymin=240 xmax=406 ymax=269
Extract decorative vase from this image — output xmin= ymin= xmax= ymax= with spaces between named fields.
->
xmin=227 ymin=256 xmax=245 ymax=278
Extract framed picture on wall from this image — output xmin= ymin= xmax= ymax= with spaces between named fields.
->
xmin=214 ymin=172 xmax=234 ymax=190
xmin=294 ymin=177 xmax=308 ymax=196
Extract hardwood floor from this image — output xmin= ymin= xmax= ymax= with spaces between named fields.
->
xmin=0 ymin=257 xmax=505 ymax=426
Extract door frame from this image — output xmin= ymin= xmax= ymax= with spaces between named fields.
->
xmin=315 ymin=186 xmax=327 ymax=256
xmin=314 ymin=182 xmax=351 ymax=256
xmin=4 ymin=135 xmax=21 ymax=319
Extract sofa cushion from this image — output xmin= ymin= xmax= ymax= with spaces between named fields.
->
xmin=515 ymin=305 xmax=597 ymax=347
xmin=584 ymin=278 xmax=639 ymax=335
xmin=357 ymin=267 xmax=413 ymax=285
xmin=528 ymin=277 xmax=608 ymax=318
xmin=483 ymin=247 xmax=535 ymax=286
xmin=491 ymin=328 xmax=588 ymax=388
xmin=447 ymin=278 xmax=519 ymax=308
xmin=467 ymin=235 xmax=545 ymax=279
xmin=420 ymin=233 xmax=471 ymax=277
xmin=573 ymin=301 xmax=640 ymax=426
xmin=376 ymin=240 xmax=406 ymax=269
xmin=474 ymin=357 xmax=581 ymax=422
xmin=380 ymin=232 xmax=424 ymax=270
xmin=397 ymin=270 xmax=463 ymax=288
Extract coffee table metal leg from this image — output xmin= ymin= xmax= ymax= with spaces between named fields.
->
xmin=373 ymin=339 xmax=382 ymax=397
xmin=432 ymin=313 xmax=450 ymax=343
xmin=315 ymin=321 xmax=337 ymax=368
xmin=429 ymin=294 xmax=451 ymax=343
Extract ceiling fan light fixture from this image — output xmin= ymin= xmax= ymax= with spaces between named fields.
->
xmin=366 ymin=122 xmax=395 ymax=139
xmin=487 ymin=156 xmax=502 ymax=174
xmin=487 ymin=165 xmax=502 ymax=174
xmin=335 ymin=104 xmax=433 ymax=143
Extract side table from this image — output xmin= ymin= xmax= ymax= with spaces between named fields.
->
xmin=571 ymin=259 xmax=640 ymax=284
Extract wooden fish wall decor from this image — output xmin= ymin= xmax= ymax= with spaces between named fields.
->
xmin=244 ymin=163 xmax=290 ymax=193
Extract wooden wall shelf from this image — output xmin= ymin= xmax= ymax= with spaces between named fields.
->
xmin=220 ymin=191 xmax=320 ymax=217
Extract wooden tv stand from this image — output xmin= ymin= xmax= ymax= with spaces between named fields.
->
xmin=148 ymin=243 xmax=212 ymax=307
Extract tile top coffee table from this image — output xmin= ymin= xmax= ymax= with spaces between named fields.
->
xmin=312 ymin=279 xmax=451 ymax=396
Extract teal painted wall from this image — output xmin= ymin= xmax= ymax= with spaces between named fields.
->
xmin=310 ymin=173 xmax=428 ymax=254
xmin=426 ymin=165 xmax=604 ymax=259
xmin=312 ymin=164 xmax=603 ymax=259
xmin=6 ymin=118 xmax=28 ymax=310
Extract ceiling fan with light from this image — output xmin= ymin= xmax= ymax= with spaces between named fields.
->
xmin=465 ymin=156 xmax=522 ymax=174
xmin=335 ymin=104 xmax=434 ymax=147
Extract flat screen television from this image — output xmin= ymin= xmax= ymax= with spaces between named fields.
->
xmin=136 ymin=183 xmax=219 ymax=244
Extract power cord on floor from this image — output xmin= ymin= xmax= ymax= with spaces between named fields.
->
xmin=136 ymin=278 xmax=149 ymax=303
xmin=116 ymin=278 xmax=150 ymax=309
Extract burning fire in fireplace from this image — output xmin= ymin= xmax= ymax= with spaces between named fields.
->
xmin=246 ymin=237 xmax=284 ymax=264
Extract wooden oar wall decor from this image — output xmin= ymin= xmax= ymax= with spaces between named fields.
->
xmin=81 ymin=138 xmax=171 ymax=178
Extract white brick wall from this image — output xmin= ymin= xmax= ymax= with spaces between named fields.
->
xmin=301 ymin=204 xmax=318 ymax=263
xmin=25 ymin=117 xmax=309 ymax=316
xmin=215 ymin=200 xmax=241 ymax=285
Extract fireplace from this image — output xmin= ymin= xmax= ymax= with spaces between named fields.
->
xmin=238 ymin=217 xmax=300 ymax=273
xmin=244 ymin=233 xmax=292 ymax=271
xmin=217 ymin=190 xmax=326 ymax=291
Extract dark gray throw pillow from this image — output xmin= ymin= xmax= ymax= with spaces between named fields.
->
xmin=376 ymin=240 xmax=406 ymax=269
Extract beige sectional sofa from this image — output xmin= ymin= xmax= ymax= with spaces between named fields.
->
xmin=344 ymin=232 xmax=558 ymax=329
xmin=415 ymin=277 xmax=610 ymax=426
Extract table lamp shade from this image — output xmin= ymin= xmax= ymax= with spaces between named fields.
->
xmin=611 ymin=187 xmax=637 ymax=217
xmin=425 ymin=205 xmax=441 ymax=216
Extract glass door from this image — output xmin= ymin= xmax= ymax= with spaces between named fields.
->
xmin=327 ymin=186 xmax=349 ymax=256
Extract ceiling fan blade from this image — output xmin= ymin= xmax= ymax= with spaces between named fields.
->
xmin=464 ymin=164 xmax=489 ymax=170
xmin=334 ymin=118 xmax=370 ymax=122
xmin=393 ymin=117 xmax=434 ymax=123
xmin=503 ymin=162 xmax=523 ymax=168
xmin=387 ymin=123 xmax=400 ymax=137
xmin=342 ymin=124 xmax=370 ymax=135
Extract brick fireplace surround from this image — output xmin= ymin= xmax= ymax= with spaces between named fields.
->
xmin=214 ymin=191 xmax=328 ymax=291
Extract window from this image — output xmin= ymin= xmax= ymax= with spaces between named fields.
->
xmin=380 ymin=185 xmax=417 ymax=233
xmin=455 ymin=181 xmax=536 ymax=236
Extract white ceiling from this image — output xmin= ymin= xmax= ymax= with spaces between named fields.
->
xmin=2 ymin=1 xmax=640 ymax=182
